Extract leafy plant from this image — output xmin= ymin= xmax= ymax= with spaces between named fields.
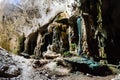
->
xmin=71 ymin=43 xmax=76 ymax=51
xmin=63 ymin=51 xmax=71 ymax=57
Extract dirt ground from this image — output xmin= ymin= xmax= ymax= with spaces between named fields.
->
xmin=59 ymin=74 xmax=115 ymax=80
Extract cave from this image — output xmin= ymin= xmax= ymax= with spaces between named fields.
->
xmin=15 ymin=0 xmax=120 ymax=64
xmin=0 ymin=0 xmax=120 ymax=80
xmin=79 ymin=0 xmax=120 ymax=64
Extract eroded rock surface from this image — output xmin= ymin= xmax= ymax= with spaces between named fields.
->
xmin=0 ymin=48 xmax=21 ymax=78
xmin=0 ymin=0 xmax=77 ymax=54
xmin=0 ymin=47 xmax=117 ymax=80
xmin=0 ymin=47 xmax=50 ymax=80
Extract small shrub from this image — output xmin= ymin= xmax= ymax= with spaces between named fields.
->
xmin=63 ymin=51 xmax=71 ymax=57
xmin=71 ymin=43 xmax=76 ymax=51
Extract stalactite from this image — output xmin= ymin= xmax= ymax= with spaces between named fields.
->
xmin=77 ymin=16 xmax=82 ymax=54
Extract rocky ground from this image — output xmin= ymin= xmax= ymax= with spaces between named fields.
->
xmin=0 ymin=47 xmax=119 ymax=80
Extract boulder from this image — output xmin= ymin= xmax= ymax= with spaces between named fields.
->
xmin=43 ymin=50 xmax=61 ymax=59
xmin=44 ymin=62 xmax=70 ymax=76
xmin=0 ymin=48 xmax=21 ymax=78
xmin=64 ymin=57 xmax=112 ymax=76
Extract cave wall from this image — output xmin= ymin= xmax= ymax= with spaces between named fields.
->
xmin=102 ymin=0 xmax=120 ymax=64
xmin=0 ymin=0 xmax=76 ymax=53
xmin=81 ymin=0 xmax=120 ymax=64
xmin=0 ymin=0 xmax=120 ymax=64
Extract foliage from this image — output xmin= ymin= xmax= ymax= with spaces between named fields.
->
xmin=63 ymin=51 xmax=71 ymax=57
xmin=71 ymin=43 xmax=76 ymax=51
xmin=18 ymin=33 xmax=25 ymax=53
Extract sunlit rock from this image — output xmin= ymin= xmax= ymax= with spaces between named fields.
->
xmin=0 ymin=48 xmax=21 ymax=78
xmin=0 ymin=0 xmax=78 ymax=53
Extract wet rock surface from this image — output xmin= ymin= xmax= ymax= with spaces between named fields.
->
xmin=64 ymin=57 xmax=112 ymax=76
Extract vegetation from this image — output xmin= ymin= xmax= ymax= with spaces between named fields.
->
xmin=70 ymin=43 xmax=76 ymax=51
xmin=18 ymin=33 xmax=25 ymax=53
xmin=63 ymin=51 xmax=71 ymax=57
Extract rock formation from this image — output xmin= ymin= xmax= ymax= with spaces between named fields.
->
xmin=0 ymin=0 xmax=77 ymax=54
xmin=0 ymin=0 xmax=120 ymax=65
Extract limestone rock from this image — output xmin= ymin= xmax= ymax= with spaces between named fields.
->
xmin=111 ymin=74 xmax=120 ymax=80
xmin=32 ymin=59 xmax=49 ymax=68
xmin=0 ymin=48 xmax=21 ymax=78
xmin=64 ymin=57 xmax=112 ymax=76
xmin=44 ymin=62 xmax=70 ymax=76
xmin=0 ymin=0 xmax=77 ymax=53
xmin=43 ymin=50 xmax=61 ymax=59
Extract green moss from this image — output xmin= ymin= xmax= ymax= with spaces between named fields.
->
xmin=71 ymin=43 xmax=76 ymax=51
xmin=0 ymin=20 xmax=22 ymax=54
xmin=0 ymin=28 xmax=23 ymax=54
xmin=63 ymin=51 xmax=71 ymax=57
xmin=108 ymin=65 xmax=119 ymax=75
xmin=0 ymin=38 xmax=10 ymax=51
xmin=18 ymin=33 xmax=25 ymax=53
xmin=0 ymin=31 xmax=10 ymax=51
